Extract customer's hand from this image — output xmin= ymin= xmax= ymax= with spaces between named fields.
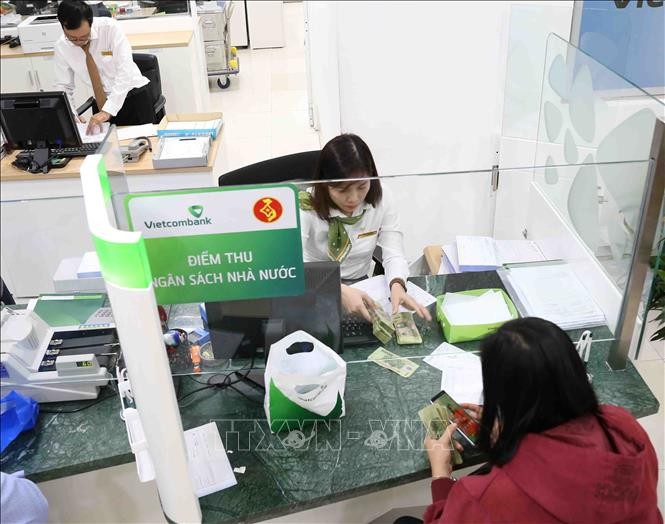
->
xmin=424 ymin=423 xmax=461 ymax=479
xmin=390 ymin=282 xmax=432 ymax=321
xmin=86 ymin=110 xmax=111 ymax=135
xmin=341 ymin=284 xmax=376 ymax=322
xmin=460 ymin=403 xmax=483 ymax=423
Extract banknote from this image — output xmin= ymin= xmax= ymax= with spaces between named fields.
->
xmin=392 ymin=312 xmax=423 ymax=345
xmin=417 ymin=403 xmax=463 ymax=465
xmin=367 ymin=346 xmax=419 ymax=378
xmin=367 ymin=300 xmax=395 ymax=344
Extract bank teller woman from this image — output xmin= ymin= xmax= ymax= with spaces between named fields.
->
xmin=299 ymin=133 xmax=431 ymax=323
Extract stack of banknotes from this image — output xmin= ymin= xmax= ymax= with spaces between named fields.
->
xmin=367 ymin=301 xmax=395 ymax=344
xmin=418 ymin=402 xmax=464 ymax=465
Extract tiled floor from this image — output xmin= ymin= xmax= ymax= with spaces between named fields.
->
xmin=208 ymin=2 xmax=320 ymax=173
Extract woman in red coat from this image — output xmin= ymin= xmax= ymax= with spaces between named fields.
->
xmin=424 ymin=317 xmax=662 ymax=524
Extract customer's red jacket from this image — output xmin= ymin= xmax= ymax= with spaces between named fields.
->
xmin=424 ymin=405 xmax=662 ymax=523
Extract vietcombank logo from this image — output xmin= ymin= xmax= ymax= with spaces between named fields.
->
xmin=143 ymin=204 xmax=212 ymax=229
xmin=189 ymin=205 xmax=204 ymax=218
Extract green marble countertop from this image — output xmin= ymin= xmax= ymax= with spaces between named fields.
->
xmin=1 ymin=272 xmax=659 ymax=523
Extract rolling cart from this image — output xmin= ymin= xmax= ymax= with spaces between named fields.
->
xmin=199 ymin=1 xmax=240 ymax=89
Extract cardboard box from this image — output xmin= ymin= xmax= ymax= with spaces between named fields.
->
xmin=436 ymin=288 xmax=518 ymax=344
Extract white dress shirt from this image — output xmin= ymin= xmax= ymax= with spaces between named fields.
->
xmin=53 ymin=17 xmax=148 ymax=117
xmin=300 ymin=184 xmax=410 ymax=284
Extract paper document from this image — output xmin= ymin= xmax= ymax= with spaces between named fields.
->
xmin=77 ymin=122 xmax=109 ymax=144
xmin=185 ymin=422 xmax=237 ymax=498
xmin=117 ymin=123 xmax=157 ymax=141
xmin=505 ymin=264 xmax=605 ymax=330
xmin=424 ymin=343 xmax=483 ymax=405
xmin=77 ymin=251 xmax=101 ymax=279
xmin=351 ymin=275 xmax=436 ymax=316
xmin=159 ymin=137 xmax=208 ymax=160
xmin=442 ymin=290 xmax=512 ymax=326
xmin=495 ymin=240 xmax=546 ymax=265
xmin=441 ymin=244 xmax=460 ymax=274
xmin=456 ymin=236 xmax=500 ymax=272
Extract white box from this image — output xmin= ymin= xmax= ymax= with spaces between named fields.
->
xmin=18 ymin=15 xmax=63 ymax=53
xmin=200 ymin=12 xmax=226 ymax=42
xmin=204 ymin=43 xmax=227 ymax=72
xmin=53 ymin=257 xmax=106 ymax=294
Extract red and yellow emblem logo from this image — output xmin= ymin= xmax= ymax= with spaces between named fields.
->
xmin=253 ymin=197 xmax=283 ymax=223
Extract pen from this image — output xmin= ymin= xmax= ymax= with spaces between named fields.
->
xmin=179 ymin=137 xmax=196 ymax=141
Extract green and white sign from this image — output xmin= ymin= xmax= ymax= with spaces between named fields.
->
xmin=124 ymin=184 xmax=304 ymax=304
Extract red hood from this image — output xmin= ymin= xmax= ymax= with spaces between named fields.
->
xmin=502 ymin=405 xmax=661 ymax=523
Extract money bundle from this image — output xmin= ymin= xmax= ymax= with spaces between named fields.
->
xmin=392 ymin=312 xmax=423 ymax=345
xmin=417 ymin=403 xmax=463 ymax=465
xmin=367 ymin=346 xmax=419 ymax=378
xmin=367 ymin=301 xmax=395 ymax=344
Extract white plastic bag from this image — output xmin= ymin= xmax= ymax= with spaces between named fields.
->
xmin=264 ymin=331 xmax=346 ymax=433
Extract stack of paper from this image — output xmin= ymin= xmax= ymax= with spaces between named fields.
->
xmin=504 ymin=264 xmax=605 ymax=330
xmin=351 ymin=275 xmax=436 ymax=316
xmin=438 ymin=237 xmax=546 ymax=274
xmin=77 ymin=251 xmax=101 ymax=279
xmin=442 ymin=290 xmax=513 ymax=326
xmin=77 ymin=122 xmax=109 ymax=144
xmin=159 ymin=137 xmax=209 ymax=160
xmin=424 ymin=342 xmax=483 ymax=405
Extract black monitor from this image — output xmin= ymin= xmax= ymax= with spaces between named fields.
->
xmin=204 ymin=262 xmax=343 ymax=363
xmin=0 ymin=91 xmax=81 ymax=150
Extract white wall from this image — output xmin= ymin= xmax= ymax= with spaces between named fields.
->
xmin=304 ymin=2 xmax=341 ymax=143
xmin=306 ymin=1 xmax=574 ymax=260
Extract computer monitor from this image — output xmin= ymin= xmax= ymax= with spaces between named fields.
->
xmin=204 ymin=261 xmax=343 ymax=362
xmin=0 ymin=91 xmax=81 ymax=150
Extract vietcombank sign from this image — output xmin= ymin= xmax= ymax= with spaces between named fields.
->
xmin=125 ymin=185 xmax=304 ymax=304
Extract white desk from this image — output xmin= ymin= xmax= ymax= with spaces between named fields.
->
xmin=1 ymin=129 xmax=228 ymax=298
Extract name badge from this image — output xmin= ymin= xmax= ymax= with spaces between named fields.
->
xmin=101 ymin=50 xmax=113 ymax=56
xmin=357 ymin=230 xmax=378 ymax=239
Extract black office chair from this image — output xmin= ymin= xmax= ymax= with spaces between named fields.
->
xmin=218 ymin=150 xmax=320 ymax=187
xmin=218 ymin=151 xmax=385 ymax=275
xmin=77 ymin=53 xmax=166 ymax=125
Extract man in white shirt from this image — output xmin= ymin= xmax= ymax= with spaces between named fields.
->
xmin=54 ymin=0 xmax=150 ymax=135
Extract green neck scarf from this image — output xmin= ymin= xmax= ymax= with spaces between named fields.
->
xmin=299 ymin=191 xmax=365 ymax=262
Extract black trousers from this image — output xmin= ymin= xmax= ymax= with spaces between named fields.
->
xmin=110 ymin=84 xmax=155 ymax=126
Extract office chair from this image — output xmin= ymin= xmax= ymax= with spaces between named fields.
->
xmin=76 ymin=54 xmax=166 ymax=125
xmin=218 ymin=151 xmax=385 ymax=275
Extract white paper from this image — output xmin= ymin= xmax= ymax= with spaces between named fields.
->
xmin=185 ymin=422 xmax=237 ymax=497
xmin=505 ymin=264 xmax=605 ymax=330
xmin=159 ymin=137 xmax=208 ymax=160
xmin=442 ymin=290 xmax=512 ymax=326
xmin=77 ymin=251 xmax=101 ymax=278
xmin=77 ymin=122 xmax=109 ymax=144
xmin=495 ymin=240 xmax=546 ymax=265
xmin=456 ymin=236 xmax=500 ymax=270
xmin=442 ymin=244 xmax=460 ymax=273
xmin=424 ymin=343 xmax=483 ymax=405
xmin=117 ymin=123 xmax=157 ymax=141
xmin=350 ymin=275 xmax=436 ymax=316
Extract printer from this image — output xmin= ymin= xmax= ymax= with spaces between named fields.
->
xmin=18 ymin=14 xmax=63 ymax=53
xmin=1 ymin=308 xmax=115 ymax=402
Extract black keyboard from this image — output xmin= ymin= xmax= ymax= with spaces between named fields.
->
xmin=342 ymin=315 xmax=376 ymax=347
xmin=50 ymin=142 xmax=102 ymax=157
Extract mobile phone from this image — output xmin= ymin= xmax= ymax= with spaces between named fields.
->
xmin=430 ymin=390 xmax=480 ymax=451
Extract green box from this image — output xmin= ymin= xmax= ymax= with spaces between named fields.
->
xmin=436 ymin=288 xmax=519 ymax=343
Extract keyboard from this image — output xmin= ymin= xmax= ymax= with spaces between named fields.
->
xmin=342 ymin=315 xmax=376 ymax=347
xmin=50 ymin=143 xmax=102 ymax=157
